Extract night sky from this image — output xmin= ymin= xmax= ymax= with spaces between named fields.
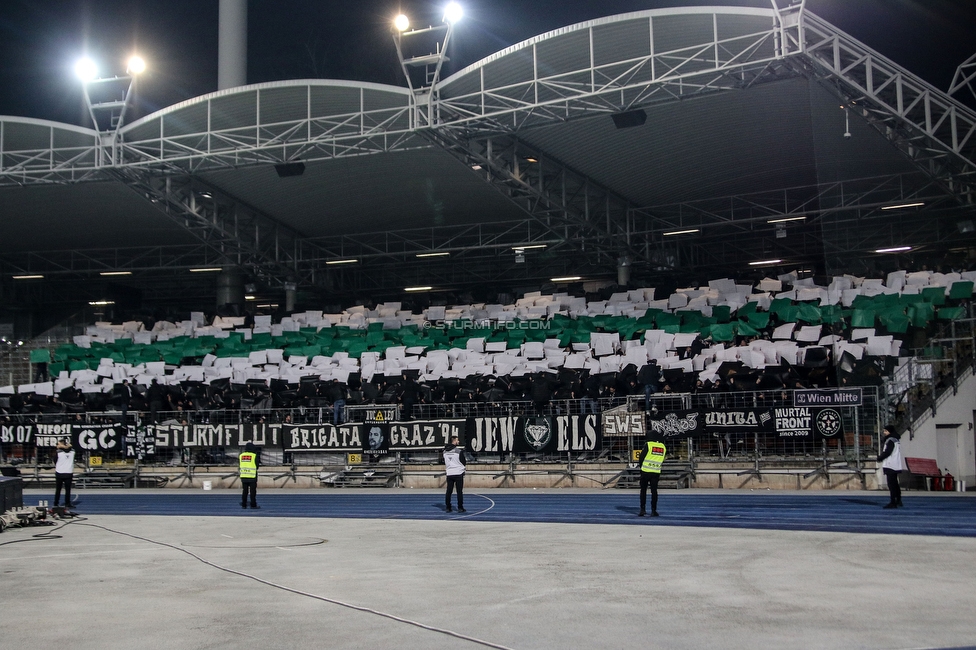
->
xmin=1 ymin=0 xmax=975 ymax=128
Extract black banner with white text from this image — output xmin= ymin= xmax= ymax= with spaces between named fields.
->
xmin=465 ymin=415 xmax=600 ymax=454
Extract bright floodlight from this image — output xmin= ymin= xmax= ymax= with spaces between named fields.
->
xmin=127 ymin=55 xmax=146 ymax=75
xmin=444 ymin=2 xmax=463 ymax=23
xmin=74 ymin=57 xmax=98 ymax=82
xmin=394 ymin=14 xmax=410 ymax=31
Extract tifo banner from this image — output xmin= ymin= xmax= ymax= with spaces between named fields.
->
xmin=363 ymin=423 xmax=389 ymax=455
xmin=30 ymin=423 xmax=123 ymax=451
xmin=703 ymin=409 xmax=773 ymax=433
xmin=812 ymin=408 xmax=844 ymax=439
xmin=124 ymin=429 xmax=157 ymax=459
xmin=6 ymin=413 xmax=832 ymax=450
xmin=29 ymin=423 xmax=73 ymax=447
xmin=773 ymin=407 xmax=845 ymax=439
xmin=363 ymin=407 xmax=398 ymax=424
xmin=466 ymin=416 xmax=518 ymax=453
xmin=466 ymin=415 xmax=600 ymax=453
xmin=73 ymin=424 xmax=125 ymax=452
xmin=388 ymin=420 xmax=465 ymax=450
xmin=0 ymin=422 xmax=41 ymax=445
xmin=602 ymin=412 xmax=645 ymax=437
xmin=773 ymin=407 xmax=815 ymax=438
xmin=647 ymin=410 xmax=704 ymax=439
xmin=282 ymin=423 xmax=362 ymax=452
xmin=150 ymin=423 xmax=284 ymax=448
xmin=794 ymin=388 xmax=863 ymax=408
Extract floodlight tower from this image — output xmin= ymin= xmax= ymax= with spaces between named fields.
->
xmin=770 ymin=0 xmax=806 ymax=58
xmin=392 ymin=2 xmax=463 ymax=128
xmin=76 ymin=55 xmax=146 ymax=165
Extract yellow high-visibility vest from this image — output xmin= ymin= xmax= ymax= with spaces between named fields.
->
xmin=239 ymin=452 xmax=258 ymax=479
xmin=641 ymin=441 xmax=667 ymax=474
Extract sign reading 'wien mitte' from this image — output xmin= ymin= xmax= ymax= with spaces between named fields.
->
xmin=793 ymin=388 xmax=863 ymax=408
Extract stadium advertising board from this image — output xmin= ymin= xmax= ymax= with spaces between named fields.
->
xmin=793 ymin=388 xmax=862 ymax=407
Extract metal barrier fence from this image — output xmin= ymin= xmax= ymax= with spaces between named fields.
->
xmin=2 ymin=388 xmax=881 ymax=470
xmin=886 ymin=317 xmax=976 ymax=436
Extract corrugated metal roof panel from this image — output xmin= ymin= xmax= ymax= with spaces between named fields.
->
xmin=535 ymin=29 xmax=591 ymax=76
xmin=521 ymin=78 xmax=820 ymax=205
xmin=651 ymin=13 xmax=715 ymax=54
xmin=0 ymin=182 xmax=194 ymax=252
xmin=257 ymin=85 xmax=310 ymax=124
xmin=210 ymin=91 xmax=257 ymax=130
xmin=162 ymin=103 xmax=208 ymax=137
xmin=593 ymin=19 xmax=651 ymax=66
xmin=200 ymin=148 xmax=527 ymax=237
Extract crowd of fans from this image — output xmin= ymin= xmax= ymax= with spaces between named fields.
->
xmin=1 ymin=269 xmax=972 ymax=427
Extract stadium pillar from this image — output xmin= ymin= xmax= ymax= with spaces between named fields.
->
xmin=218 ymin=0 xmax=247 ymax=90
xmin=216 ymin=269 xmax=245 ymax=310
xmin=617 ymin=255 xmax=632 ymax=287
xmin=284 ymin=281 xmax=296 ymax=313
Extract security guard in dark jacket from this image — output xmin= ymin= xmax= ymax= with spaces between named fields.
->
xmin=637 ymin=436 xmax=667 ymax=517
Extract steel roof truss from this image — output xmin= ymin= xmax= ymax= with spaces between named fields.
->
xmin=797 ymin=12 xmax=976 ymax=203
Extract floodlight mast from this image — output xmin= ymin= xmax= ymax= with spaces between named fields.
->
xmin=77 ymin=55 xmax=145 ymax=163
xmin=770 ymin=0 xmax=806 ymax=58
xmin=392 ymin=5 xmax=460 ymax=128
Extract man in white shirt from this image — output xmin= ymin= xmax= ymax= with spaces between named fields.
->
xmin=54 ymin=438 xmax=76 ymax=509
xmin=443 ymin=435 xmax=466 ymax=513
xmin=877 ymin=427 xmax=904 ymax=509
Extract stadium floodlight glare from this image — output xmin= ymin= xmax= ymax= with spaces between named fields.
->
xmin=126 ymin=55 xmax=146 ymax=75
xmin=416 ymin=252 xmax=450 ymax=258
xmin=748 ymin=259 xmax=783 ymax=266
xmin=74 ymin=57 xmax=98 ymax=82
xmin=245 ymin=295 xmax=256 ymax=301
xmin=443 ymin=2 xmax=463 ymax=23
xmin=189 ymin=267 xmax=223 ymax=273
xmin=511 ymin=244 xmax=547 ymax=251
xmin=663 ymin=229 xmax=699 ymax=236
xmin=394 ymin=14 xmax=410 ymax=31
xmin=881 ymin=202 xmax=925 ymax=211
xmin=551 ymin=276 xmax=581 ymax=282
xmin=99 ymin=271 xmax=132 ymax=276
xmin=12 ymin=274 xmax=44 ymax=280
xmin=405 ymin=286 xmax=433 ymax=292
xmin=326 ymin=259 xmax=358 ymax=265
xmin=875 ymin=246 xmax=913 ymax=253
xmin=767 ymin=216 xmax=807 ymax=224
xmin=88 ymin=300 xmax=115 ymax=306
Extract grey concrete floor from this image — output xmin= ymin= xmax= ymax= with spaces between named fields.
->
xmin=3 ymin=489 xmax=975 ymax=650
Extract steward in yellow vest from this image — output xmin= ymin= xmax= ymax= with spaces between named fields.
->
xmin=637 ymin=439 xmax=667 ymax=517
xmin=239 ymin=442 xmax=261 ymax=509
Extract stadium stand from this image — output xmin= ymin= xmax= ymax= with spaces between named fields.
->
xmin=1 ymin=268 xmax=971 ymax=423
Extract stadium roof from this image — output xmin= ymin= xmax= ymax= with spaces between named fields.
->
xmin=0 ymin=5 xmax=973 ymax=317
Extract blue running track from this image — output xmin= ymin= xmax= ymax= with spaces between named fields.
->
xmin=66 ymin=492 xmax=976 ymax=537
